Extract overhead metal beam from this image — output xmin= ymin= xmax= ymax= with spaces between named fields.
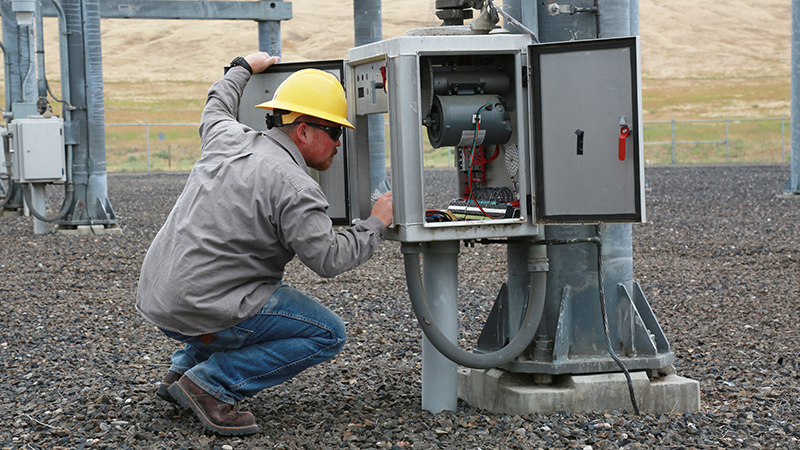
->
xmin=36 ymin=0 xmax=292 ymax=21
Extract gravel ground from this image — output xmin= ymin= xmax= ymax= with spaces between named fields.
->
xmin=1 ymin=164 xmax=798 ymax=449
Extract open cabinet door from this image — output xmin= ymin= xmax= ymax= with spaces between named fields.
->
xmin=235 ymin=60 xmax=354 ymax=226
xmin=529 ymin=37 xmax=645 ymax=224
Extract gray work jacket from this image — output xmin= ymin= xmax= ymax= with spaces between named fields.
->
xmin=136 ymin=66 xmax=386 ymax=335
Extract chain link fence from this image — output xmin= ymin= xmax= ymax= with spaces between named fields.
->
xmin=106 ymin=116 xmax=793 ymax=172
xmin=643 ymin=117 xmax=791 ymax=165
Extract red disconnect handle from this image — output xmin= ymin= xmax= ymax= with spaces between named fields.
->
xmin=619 ymin=125 xmax=630 ymax=161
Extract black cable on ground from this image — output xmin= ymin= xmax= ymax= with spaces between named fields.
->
xmin=534 ymin=228 xmax=641 ymax=415
xmin=592 ymin=224 xmax=641 ymax=415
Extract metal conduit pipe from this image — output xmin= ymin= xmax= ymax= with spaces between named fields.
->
xmin=20 ymin=25 xmax=36 ymax=101
xmin=51 ymin=0 xmax=75 ymax=188
xmin=402 ymin=242 xmax=547 ymax=369
xmin=51 ymin=0 xmax=72 ymax=118
xmin=35 ymin=0 xmax=47 ymax=99
xmin=22 ymin=183 xmax=74 ymax=222
xmin=0 ymin=186 xmax=14 ymax=208
xmin=0 ymin=38 xmax=10 ymax=112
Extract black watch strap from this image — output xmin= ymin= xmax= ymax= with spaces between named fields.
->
xmin=229 ymin=56 xmax=253 ymax=75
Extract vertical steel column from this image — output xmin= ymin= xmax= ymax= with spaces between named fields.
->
xmin=630 ymin=0 xmax=639 ymax=36
xmin=598 ymin=0 xmax=630 ymax=38
xmin=354 ymin=0 xmax=386 ymax=193
xmin=2 ymin=1 xmax=20 ymax=110
xmin=2 ymin=1 xmax=25 ymax=210
xmin=30 ymin=0 xmax=47 ymax=234
xmin=502 ymin=0 xmax=538 ymax=36
xmin=589 ymin=0 xmax=634 ymax=356
xmin=421 ymin=240 xmax=460 ymax=413
xmin=787 ymin=0 xmax=800 ymax=193
xmin=58 ymin=0 xmax=117 ymax=228
xmin=257 ymin=0 xmax=282 ymax=57
xmin=531 ymin=0 xmax=647 ymax=371
xmin=506 ymin=242 xmax=530 ymax=336
xmin=19 ymin=25 xmax=35 ymax=102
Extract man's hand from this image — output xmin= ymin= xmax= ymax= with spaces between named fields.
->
xmin=371 ymin=191 xmax=393 ymax=228
xmin=245 ymin=52 xmax=281 ymax=74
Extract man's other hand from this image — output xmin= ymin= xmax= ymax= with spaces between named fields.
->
xmin=371 ymin=191 xmax=393 ymax=228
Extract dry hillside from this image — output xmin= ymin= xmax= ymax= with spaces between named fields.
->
xmin=30 ymin=0 xmax=791 ymax=83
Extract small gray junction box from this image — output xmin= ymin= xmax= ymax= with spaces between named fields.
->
xmin=8 ymin=117 xmax=66 ymax=183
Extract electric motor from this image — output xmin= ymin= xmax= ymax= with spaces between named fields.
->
xmin=426 ymin=94 xmax=512 ymax=148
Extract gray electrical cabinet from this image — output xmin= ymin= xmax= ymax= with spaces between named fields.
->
xmin=349 ymin=34 xmax=541 ymax=243
xmin=235 ymin=60 xmax=358 ymax=225
xmin=530 ymin=38 xmax=645 ymax=223
xmin=346 ymin=34 xmax=644 ymax=243
xmin=8 ymin=117 xmax=66 ymax=183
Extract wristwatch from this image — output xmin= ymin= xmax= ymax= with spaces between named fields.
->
xmin=229 ymin=56 xmax=253 ymax=75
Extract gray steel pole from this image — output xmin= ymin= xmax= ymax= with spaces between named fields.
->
xmin=354 ymin=0 xmax=386 ymax=193
xmin=592 ymin=1 xmax=635 ymax=349
xmin=671 ymin=117 xmax=676 ymax=164
xmin=257 ymin=0 xmax=282 ymax=57
xmin=1 ymin=1 xmax=19 ymax=110
xmin=503 ymin=0 xmax=538 ymax=36
xmin=535 ymin=0 xmax=643 ymax=368
xmin=421 ymin=241 xmax=460 ymax=413
xmin=726 ymin=118 xmax=730 ymax=163
xmin=146 ymin=119 xmax=151 ymax=172
xmin=30 ymin=0 xmax=48 ymax=234
xmin=630 ymin=0 xmax=639 ymax=36
xmin=506 ymin=242 xmax=530 ymax=336
xmin=787 ymin=0 xmax=800 ymax=193
xmin=598 ymin=0 xmax=630 ymax=38
xmin=2 ymin=2 xmax=25 ymax=210
xmin=57 ymin=0 xmax=117 ymax=228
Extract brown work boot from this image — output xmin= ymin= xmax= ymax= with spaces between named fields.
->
xmin=167 ymin=375 xmax=260 ymax=436
xmin=156 ymin=370 xmax=181 ymax=405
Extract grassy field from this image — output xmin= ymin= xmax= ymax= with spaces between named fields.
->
xmin=10 ymin=74 xmax=792 ymax=172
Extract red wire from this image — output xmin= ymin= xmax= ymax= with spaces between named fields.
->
xmin=486 ymin=145 xmax=501 ymax=162
xmin=467 ymin=118 xmax=503 ymax=219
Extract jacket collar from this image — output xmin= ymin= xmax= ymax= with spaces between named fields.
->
xmin=263 ymin=127 xmax=308 ymax=172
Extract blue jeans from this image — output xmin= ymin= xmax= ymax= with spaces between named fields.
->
xmin=162 ymin=286 xmax=346 ymax=405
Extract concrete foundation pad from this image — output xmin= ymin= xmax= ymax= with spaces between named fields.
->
xmin=458 ymin=368 xmax=700 ymax=415
xmin=55 ymin=224 xmax=122 ymax=235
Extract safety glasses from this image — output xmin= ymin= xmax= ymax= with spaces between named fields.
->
xmin=301 ymin=122 xmax=343 ymax=142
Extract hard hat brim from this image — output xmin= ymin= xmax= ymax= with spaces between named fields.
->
xmin=256 ymin=100 xmax=355 ymax=129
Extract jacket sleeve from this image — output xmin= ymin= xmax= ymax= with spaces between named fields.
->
xmin=277 ymin=184 xmax=387 ymax=278
xmin=199 ymin=67 xmax=252 ymax=143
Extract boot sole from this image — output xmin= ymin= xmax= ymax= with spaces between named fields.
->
xmin=156 ymin=383 xmax=180 ymax=405
xmin=167 ymin=381 xmax=260 ymax=436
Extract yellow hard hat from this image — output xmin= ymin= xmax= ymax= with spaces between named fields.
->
xmin=256 ymin=68 xmax=354 ymax=129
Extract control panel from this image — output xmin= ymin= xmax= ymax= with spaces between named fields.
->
xmin=347 ymin=35 xmax=644 ymax=243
